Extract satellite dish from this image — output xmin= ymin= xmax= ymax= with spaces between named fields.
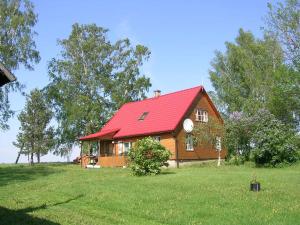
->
xmin=183 ymin=118 xmax=194 ymax=133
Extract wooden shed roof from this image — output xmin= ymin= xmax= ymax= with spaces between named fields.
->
xmin=0 ymin=62 xmax=16 ymax=87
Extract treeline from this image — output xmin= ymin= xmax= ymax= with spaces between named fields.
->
xmin=1 ymin=1 xmax=151 ymax=164
xmin=208 ymin=0 xmax=300 ymax=166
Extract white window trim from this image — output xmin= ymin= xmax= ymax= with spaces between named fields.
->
xmin=118 ymin=142 xmax=123 ymax=156
xmin=186 ymin=134 xmax=194 ymax=151
xmin=195 ymin=109 xmax=208 ymax=123
xmin=123 ymin=142 xmax=131 ymax=155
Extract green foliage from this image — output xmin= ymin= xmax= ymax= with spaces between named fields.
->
xmin=0 ymin=0 xmax=40 ymax=130
xmin=225 ymin=109 xmax=299 ymax=167
xmin=224 ymin=111 xmax=253 ymax=160
xmin=193 ymin=116 xmax=224 ymax=149
xmin=46 ymin=23 xmax=151 ymax=155
xmin=227 ymin=155 xmax=245 ymax=166
xmin=210 ymin=29 xmax=284 ymax=114
xmin=209 ymin=29 xmax=300 ymax=128
xmin=128 ymin=137 xmax=171 ymax=176
xmin=13 ymin=89 xmax=55 ymax=164
xmin=250 ymin=110 xmax=299 ymax=167
xmin=266 ymin=0 xmax=300 ymax=70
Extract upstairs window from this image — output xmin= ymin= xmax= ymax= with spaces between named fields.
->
xmin=186 ymin=134 xmax=194 ymax=151
xmin=138 ymin=112 xmax=149 ymax=121
xmin=196 ymin=109 xmax=208 ymax=122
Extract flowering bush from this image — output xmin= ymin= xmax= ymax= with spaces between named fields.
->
xmin=249 ymin=110 xmax=299 ymax=166
xmin=225 ymin=109 xmax=299 ymax=166
xmin=128 ymin=137 xmax=171 ymax=176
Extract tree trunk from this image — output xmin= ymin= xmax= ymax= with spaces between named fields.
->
xmin=37 ymin=150 xmax=40 ymax=163
xmin=217 ymin=150 xmax=221 ymax=167
xmin=15 ymin=143 xmax=24 ymax=164
xmin=15 ymin=152 xmax=21 ymax=164
xmin=30 ymin=141 xmax=34 ymax=166
xmin=30 ymin=153 xmax=34 ymax=166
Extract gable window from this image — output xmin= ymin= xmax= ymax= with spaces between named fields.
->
xmin=215 ymin=136 xmax=221 ymax=151
xmin=138 ymin=112 xmax=149 ymax=121
xmin=153 ymin=136 xmax=161 ymax=142
xmin=186 ymin=134 xmax=194 ymax=151
xmin=196 ymin=109 xmax=208 ymax=122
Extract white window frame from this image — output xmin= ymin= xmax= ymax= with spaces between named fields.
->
xmin=153 ymin=136 xmax=161 ymax=142
xmin=186 ymin=134 xmax=194 ymax=151
xmin=123 ymin=142 xmax=131 ymax=155
xmin=118 ymin=142 xmax=123 ymax=156
xmin=196 ymin=109 xmax=208 ymax=122
xmin=215 ymin=136 xmax=221 ymax=151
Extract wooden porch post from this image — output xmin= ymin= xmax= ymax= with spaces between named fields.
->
xmin=80 ymin=141 xmax=83 ymax=168
xmin=175 ymin=138 xmax=179 ymax=168
xmin=98 ymin=140 xmax=101 ymax=166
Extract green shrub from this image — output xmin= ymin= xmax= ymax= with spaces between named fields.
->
xmin=225 ymin=109 xmax=299 ymax=167
xmin=227 ymin=155 xmax=245 ymax=165
xmin=128 ymin=137 xmax=171 ymax=176
xmin=249 ymin=110 xmax=299 ymax=167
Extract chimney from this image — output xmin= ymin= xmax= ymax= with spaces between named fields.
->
xmin=154 ymin=90 xmax=161 ymax=97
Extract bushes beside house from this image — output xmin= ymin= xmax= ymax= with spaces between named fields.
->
xmin=225 ymin=109 xmax=299 ymax=167
xmin=128 ymin=137 xmax=171 ymax=176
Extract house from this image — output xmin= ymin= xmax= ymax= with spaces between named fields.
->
xmin=0 ymin=62 xmax=16 ymax=87
xmin=79 ymin=86 xmax=226 ymax=167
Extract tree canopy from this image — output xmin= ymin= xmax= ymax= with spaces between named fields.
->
xmin=14 ymin=89 xmax=55 ymax=164
xmin=0 ymin=0 xmax=40 ymax=130
xmin=209 ymin=29 xmax=300 ymax=127
xmin=266 ymin=0 xmax=300 ymax=70
xmin=46 ymin=23 xmax=151 ymax=155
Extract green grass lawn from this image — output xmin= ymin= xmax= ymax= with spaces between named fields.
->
xmin=0 ymin=162 xmax=299 ymax=225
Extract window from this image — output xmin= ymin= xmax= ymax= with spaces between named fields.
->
xmin=118 ymin=142 xmax=131 ymax=156
xmin=195 ymin=109 xmax=208 ymax=122
xmin=123 ymin=142 xmax=131 ymax=155
xmin=186 ymin=134 xmax=194 ymax=151
xmin=215 ymin=137 xmax=221 ymax=151
xmin=153 ymin=136 xmax=161 ymax=142
xmin=118 ymin=142 xmax=123 ymax=156
xmin=138 ymin=112 xmax=149 ymax=121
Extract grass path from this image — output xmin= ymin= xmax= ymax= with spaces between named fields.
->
xmin=0 ymin=163 xmax=299 ymax=225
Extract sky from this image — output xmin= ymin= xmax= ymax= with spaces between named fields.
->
xmin=0 ymin=0 xmax=273 ymax=163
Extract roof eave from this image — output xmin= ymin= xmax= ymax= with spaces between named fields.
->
xmin=0 ymin=62 xmax=16 ymax=87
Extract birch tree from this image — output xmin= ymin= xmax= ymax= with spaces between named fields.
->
xmin=46 ymin=23 xmax=151 ymax=156
xmin=0 ymin=0 xmax=40 ymax=130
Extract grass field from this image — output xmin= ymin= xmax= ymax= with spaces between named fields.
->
xmin=0 ymin=162 xmax=299 ymax=225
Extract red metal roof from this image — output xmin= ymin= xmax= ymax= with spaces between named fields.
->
xmin=79 ymin=86 xmax=204 ymax=141
xmin=79 ymin=128 xmax=120 ymax=141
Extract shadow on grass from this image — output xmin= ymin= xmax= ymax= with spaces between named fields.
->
xmin=160 ymin=170 xmax=176 ymax=175
xmin=0 ymin=194 xmax=84 ymax=225
xmin=0 ymin=164 xmax=63 ymax=187
xmin=0 ymin=205 xmax=60 ymax=225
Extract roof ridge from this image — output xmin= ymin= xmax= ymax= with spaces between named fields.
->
xmin=123 ymin=85 xmax=203 ymax=106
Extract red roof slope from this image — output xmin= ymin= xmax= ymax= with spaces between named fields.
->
xmin=80 ymin=86 xmax=204 ymax=140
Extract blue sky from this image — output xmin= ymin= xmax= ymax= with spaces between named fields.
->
xmin=0 ymin=0 xmax=272 ymax=163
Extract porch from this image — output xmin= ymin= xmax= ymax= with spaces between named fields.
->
xmin=81 ymin=140 xmax=127 ymax=168
xmin=79 ymin=129 xmax=129 ymax=168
